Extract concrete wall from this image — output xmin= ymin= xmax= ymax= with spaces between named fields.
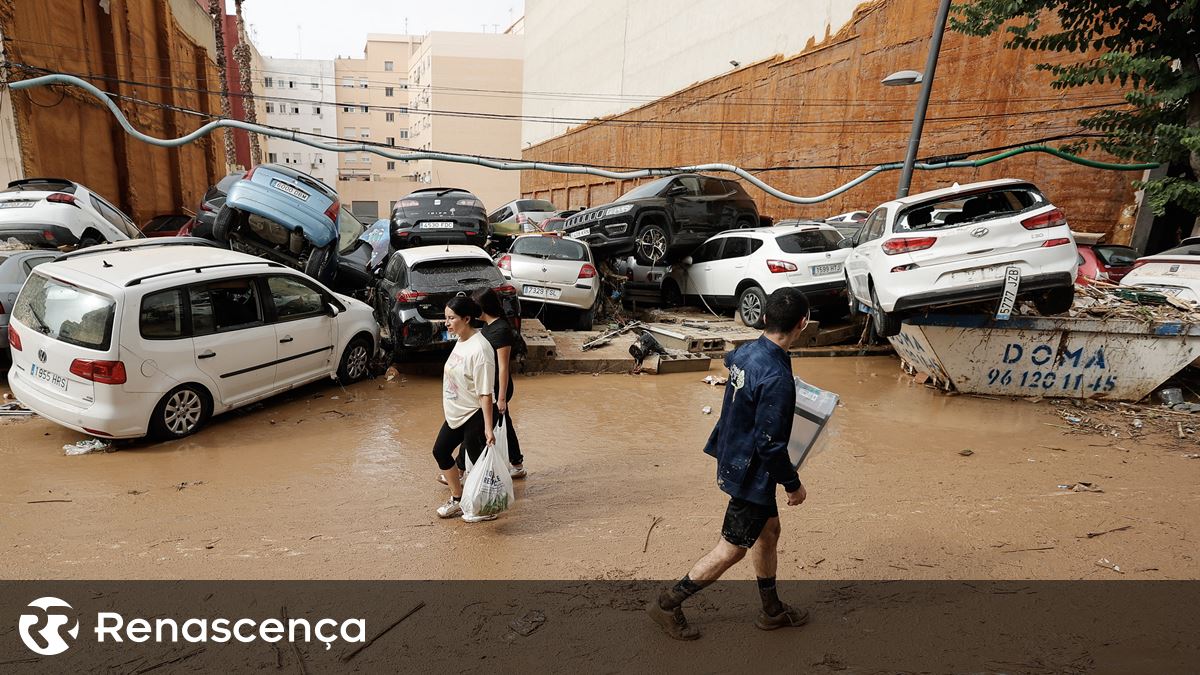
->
xmin=0 ymin=0 xmax=226 ymax=224
xmin=521 ymin=0 xmax=862 ymax=147
xmin=520 ymin=0 xmax=1135 ymax=233
xmin=409 ymin=32 xmax=523 ymax=213
xmin=261 ymin=58 xmax=337 ymax=185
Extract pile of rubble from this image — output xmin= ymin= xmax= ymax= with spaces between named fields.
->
xmin=1017 ymin=282 xmax=1199 ymax=322
xmin=1052 ymin=397 xmax=1200 ymax=449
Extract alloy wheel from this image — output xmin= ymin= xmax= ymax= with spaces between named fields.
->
xmin=637 ymin=228 xmax=667 ymax=262
xmin=741 ymin=293 xmax=763 ymax=327
xmin=346 ymin=344 xmax=369 ymax=380
xmin=164 ymin=390 xmax=203 ymax=435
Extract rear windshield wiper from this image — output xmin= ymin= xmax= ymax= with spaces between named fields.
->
xmin=456 ymin=277 xmax=490 ymax=284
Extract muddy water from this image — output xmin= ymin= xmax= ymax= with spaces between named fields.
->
xmin=1 ymin=357 xmax=1197 ymax=580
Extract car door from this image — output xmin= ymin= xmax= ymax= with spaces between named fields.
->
xmin=188 ymin=277 xmax=279 ymax=407
xmin=847 ymin=207 xmax=888 ymax=299
xmin=669 ymin=176 xmax=708 ymax=231
xmin=702 ymin=178 xmax=740 ymax=232
xmin=684 ymin=237 xmax=726 ymax=297
xmin=703 ymin=236 xmax=755 ymax=302
xmin=266 ymin=274 xmax=337 ymax=387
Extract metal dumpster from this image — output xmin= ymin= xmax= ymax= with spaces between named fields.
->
xmin=888 ymin=314 xmax=1200 ymax=401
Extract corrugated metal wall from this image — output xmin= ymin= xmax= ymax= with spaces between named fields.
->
xmin=521 ymin=0 xmax=1135 ymax=233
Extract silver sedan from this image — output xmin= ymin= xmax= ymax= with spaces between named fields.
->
xmin=497 ymin=234 xmax=600 ymax=330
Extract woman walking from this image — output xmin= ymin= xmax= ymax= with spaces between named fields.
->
xmin=471 ymin=288 xmax=525 ymax=478
xmin=432 ymin=295 xmax=497 ymax=522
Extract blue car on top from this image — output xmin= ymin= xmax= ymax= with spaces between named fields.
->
xmin=212 ymin=164 xmax=348 ymax=283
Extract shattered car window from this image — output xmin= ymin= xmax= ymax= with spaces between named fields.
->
xmin=511 ymin=236 xmax=588 ymax=261
xmin=410 ymin=259 xmax=503 ymax=291
xmin=13 ymin=273 xmax=116 ymax=350
xmin=897 ymin=187 xmax=1047 ymax=232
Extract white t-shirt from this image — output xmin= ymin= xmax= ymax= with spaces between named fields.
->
xmin=442 ymin=331 xmax=496 ymax=428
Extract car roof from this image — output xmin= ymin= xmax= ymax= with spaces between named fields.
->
xmin=37 ymin=239 xmax=283 ymax=292
xmin=880 ymin=179 xmax=1034 ymax=209
xmin=716 ymin=223 xmax=839 ymax=238
xmin=397 ymin=244 xmax=492 ymax=265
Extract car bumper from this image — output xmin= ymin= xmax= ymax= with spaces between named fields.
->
xmin=392 ymin=229 xmax=486 ymax=248
xmin=8 ymin=364 xmax=153 ymax=438
xmin=763 ymin=278 xmax=846 ymax=305
xmin=225 ymin=184 xmax=337 ymax=248
xmin=567 ymin=220 xmax=635 ymax=255
xmin=508 ymin=277 xmax=598 ymax=311
xmin=893 ymin=271 xmax=1074 ymax=312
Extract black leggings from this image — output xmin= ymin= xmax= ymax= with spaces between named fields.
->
xmin=455 ymin=407 xmax=523 ymax=470
xmin=432 ymin=409 xmax=485 ymax=471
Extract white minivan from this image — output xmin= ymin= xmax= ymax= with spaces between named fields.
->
xmin=6 ymin=239 xmax=378 ymax=440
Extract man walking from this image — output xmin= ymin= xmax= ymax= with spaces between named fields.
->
xmin=649 ymin=287 xmax=811 ymax=640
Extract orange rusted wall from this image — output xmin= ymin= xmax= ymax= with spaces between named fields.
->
xmin=521 ymin=0 xmax=1134 ymax=233
xmin=2 ymin=0 xmax=225 ymax=225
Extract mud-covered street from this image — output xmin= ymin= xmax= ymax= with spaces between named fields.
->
xmin=3 ymin=356 xmax=1197 ymax=581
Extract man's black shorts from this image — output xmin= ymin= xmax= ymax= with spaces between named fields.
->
xmin=721 ymin=497 xmax=779 ymax=548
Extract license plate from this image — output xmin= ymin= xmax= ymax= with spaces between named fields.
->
xmin=523 ymin=285 xmax=561 ymax=299
xmin=29 ymin=363 xmax=69 ymax=392
xmin=995 ymin=266 xmax=1021 ymax=320
xmin=573 ymin=228 xmax=591 ymax=238
xmin=420 ymin=222 xmax=456 ymax=229
xmin=1137 ymin=285 xmax=1184 ymax=297
xmin=270 ymin=180 xmax=309 ymax=201
xmin=811 ymin=263 xmax=842 ymax=276
xmin=949 ymin=265 xmax=1006 ymax=283
xmin=0 ymin=201 xmax=36 ymax=209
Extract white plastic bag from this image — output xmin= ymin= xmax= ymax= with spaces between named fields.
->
xmin=461 ymin=422 xmax=516 ymax=518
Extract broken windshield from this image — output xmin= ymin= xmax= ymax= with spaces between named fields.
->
xmin=897 ymin=186 xmax=1047 ymax=232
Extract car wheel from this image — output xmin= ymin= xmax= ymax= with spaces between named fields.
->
xmin=77 ymin=235 xmax=101 ymax=249
xmin=738 ymin=286 xmax=767 ymax=329
xmin=211 ymin=205 xmax=235 ymax=242
xmin=869 ymin=284 xmax=901 ymax=338
xmin=736 ymin=218 xmax=754 ymax=230
xmin=846 ymin=275 xmax=860 ymax=318
xmin=150 ymin=384 xmax=210 ymax=440
xmin=634 ymin=221 xmax=671 ymax=265
xmin=337 ymin=336 xmax=373 ymax=383
xmin=1033 ymin=285 xmax=1075 ymax=315
xmin=303 ymin=243 xmax=336 ymax=283
xmin=662 ymin=279 xmax=684 ymax=307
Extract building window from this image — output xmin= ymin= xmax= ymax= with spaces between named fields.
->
xmin=385 ymin=112 xmax=395 ymax=122
xmin=265 ymin=102 xmax=275 ymax=113
xmin=360 ymin=105 xmax=369 ymax=113
xmin=384 ymin=61 xmax=394 ymax=72
xmin=361 ymin=129 xmax=371 ymax=138
xmin=312 ymin=128 xmax=321 ymax=136
xmin=385 ymin=87 xmax=394 ymax=97
xmin=264 ymin=76 xmax=273 ymax=88
xmin=288 ymin=80 xmax=295 ymax=89
xmin=399 ymin=82 xmax=408 ymax=89
xmin=310 ymin=81 xmax=320 ymax=89
xmin=268 ymin=152 xmax=277 ymax=163
xmin=359 ymin=78 xmax=368 ymax=89
xmin=313 ymin=105 xmax=321 ymax=115
xmin=316 ymin=154 xmax=324 ymax=164
xmin=347 ymin=156 xmax=356 ymax=163
xmin=343 ymin=127 xmax=355 ymax=139
xmin=341 ymin=77 xmax=352 ymax=88
xmin=361 ymin=153 xmax=371 ymax=163
xmin=399 ymin=130 xmax=409 ymax=139
xmin=385 ymin=136 xmax=395 ymax=146
xmin=291 ymin=105 xmax=300 ymax=114
xmin=386 ymin=161 xmax=396 ymax=170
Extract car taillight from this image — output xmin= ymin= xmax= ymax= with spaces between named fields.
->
xmin=1021 ymin=208 xmax=1067 ymax=230
xmin=8 ymin=325 xmax=20 ymax=351
xmin=497 ymin=255 xmax=512 ymax=272
xmin=45 ymin=193 xmax=78 ymax=206
xmin=70 ymin=359 xmax=127 ymax=385
xmin=882 ymin=237 xmax=937 ymax=255
xmin=578 ymin=263 xmax=597 ymax=279
xmin=397 ymin=200 xmax=419 ymax=208
xmin=42 ymin=230 xmax=54 ymax=241
xmin=494 ymin=284 xmax=517 ymax=295
xmin=244 ymin=165 xmax=260 ymax=179
xmin=395 ymin=290 xmax=427 ymax=303
xmin=324 ymin=200 xmax=340 ymax=224
xmin=766 ymin=260 xmax=798 ymax=273
xmin=1041 ymin=238 xmax=1072 ymax=247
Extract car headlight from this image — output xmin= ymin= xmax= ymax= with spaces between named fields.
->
xmin=604 ymin=204 xmax=634 ymax=218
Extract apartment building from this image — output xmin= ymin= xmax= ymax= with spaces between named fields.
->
xmin=407 ymin=31 xmax=523 ymax=214
xmin=333 ymin=34 xmax=422 ymax=223
xmin=259 ymin=57 xmax=337 ymax=185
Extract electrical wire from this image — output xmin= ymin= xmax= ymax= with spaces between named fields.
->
xmin=7 ymin=73 xmax=1159 ymax=206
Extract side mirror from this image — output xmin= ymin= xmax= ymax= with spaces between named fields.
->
xmin=326 ymin=302 xmax=341 ymax=317
xmin=681 ymin=256 xmax=694 ymax=266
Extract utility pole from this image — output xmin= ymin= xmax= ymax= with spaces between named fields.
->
xmin=234 ymin=0 xmax=262 ymax=165
xmin=895 ymin=0 xmax=951 ymax=199
xmin=209 ymin=0 xmax=237 ymax=171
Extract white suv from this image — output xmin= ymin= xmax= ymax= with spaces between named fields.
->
xmin=844 ymin=179 xmax=1077 ymax=337
xmin=664 ymin=223 xmax=850 ymax=328
xmin=0 ymin=178 xmax=140 ymax=248
xmin=6 ymin=239 xmax=378 ymax=440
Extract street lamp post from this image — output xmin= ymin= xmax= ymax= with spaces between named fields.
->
xmin=887 ymin=0 xmax=953 ymax=199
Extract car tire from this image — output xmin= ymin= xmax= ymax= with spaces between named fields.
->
xmin=846 ymin=275 xmax=860 ymax=318
xmin=634 ymin=220 xmax=671 ymax=265
xmin=736 ymin=218 xmax=754 ymax=230
xmin=304 ymin=243 xmax=336 ymax=283
xmin=1034 ymin=285 xmax=1075 ymax=315
xmin=149 ymin=384 xmax=211 ymax=440
xmin=211 ymin=205 xmax=235 ymax=242
xmin=574 ymin=305 xmax=595 ymax=331
xmin=77 ymin=235 xmax=101 ymax=249
xmin=738 ymin=285 xmax=767 ymax=329
xmin=869 ymin=284 xmax=901 ymax=338
xmin=661 ymin=279 xmax=684 ymax=307
xmin=337 ymin=335 xmax=373 ymax=383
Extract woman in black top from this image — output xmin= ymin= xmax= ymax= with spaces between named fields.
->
xmin=468 ymin=288 xmax=525 ymax=477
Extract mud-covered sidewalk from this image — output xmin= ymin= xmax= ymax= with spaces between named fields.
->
xmin=2 ymin=356 xmax=1197 ymax=580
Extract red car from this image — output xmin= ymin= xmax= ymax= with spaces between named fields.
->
xmin=1076 ymin=243 xmax=1137 ymax=284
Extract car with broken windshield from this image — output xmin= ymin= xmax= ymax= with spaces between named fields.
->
xmin=844 ymin=178 xmax=1077 ymax=337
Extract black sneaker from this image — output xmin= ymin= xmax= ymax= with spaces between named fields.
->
xmin=647 ymin=601 xmax=700 ymax=640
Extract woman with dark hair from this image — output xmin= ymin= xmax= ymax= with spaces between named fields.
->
xmin=432 ymin=294 xmax=497 ymax=522
xmin=470 ymin=288 xmax=525 ymax=477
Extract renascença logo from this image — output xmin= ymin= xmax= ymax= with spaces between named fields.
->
xmin=19 ymin=597 xmax=80 ymax=656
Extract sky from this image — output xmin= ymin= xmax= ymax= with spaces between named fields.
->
xmin=239 ymin=0 xmax=525 ymax=60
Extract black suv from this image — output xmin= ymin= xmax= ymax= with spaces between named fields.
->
xmin=390 ymin=187 xmax=488 ymax=249
xmin=563 ymin=174 xmax=759 ymax=264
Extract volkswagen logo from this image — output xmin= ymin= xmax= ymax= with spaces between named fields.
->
xmin=19 ymin=597 xmax=79 ymax=656
xmin=969 ymin=227 xmax=989 ymax=238
xmin=37 ymin=349 xmax=47 ymax=363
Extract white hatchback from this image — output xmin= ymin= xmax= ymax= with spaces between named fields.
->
xmin=844 ymin=179 xmax=1078 ymax=337
xmin=0 ymin=177 xmax=140 ymax=248
xmin=6 ymin=239 xmax=378 ymax=440
xmin=664 ymin=223 xmax=850 ymax=328
xmin=1119 ymin=238 xmax=1200 ymax=302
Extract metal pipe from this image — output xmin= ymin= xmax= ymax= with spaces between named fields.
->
xmin=896 ymin=0 xmax=953 ymax=199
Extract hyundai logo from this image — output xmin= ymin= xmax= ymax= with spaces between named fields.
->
xmin=37 ymin=349 xmax=47 ymax=363
xmin=969 ymin=227 xmax=989 ymax=238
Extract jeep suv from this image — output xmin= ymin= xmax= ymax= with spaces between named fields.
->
xmin=562 ymin=174 xmax=759 ymax=265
